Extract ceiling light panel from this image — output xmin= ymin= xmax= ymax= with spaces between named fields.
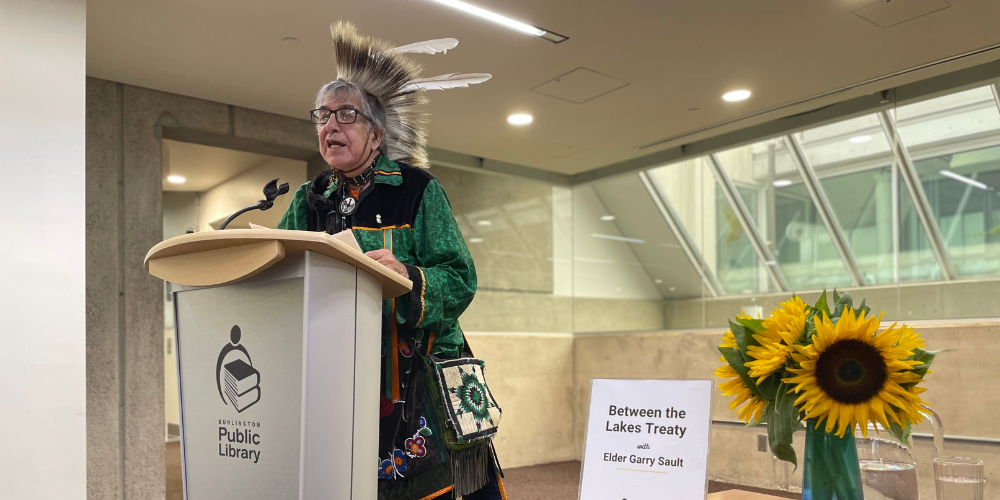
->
xmin=508 ymin=114 xmax=533 ymax=125
xmin=428 ymin=0 xmax=567 ymax=43
xmin=722 ymin=90 xmax=751 ymax=102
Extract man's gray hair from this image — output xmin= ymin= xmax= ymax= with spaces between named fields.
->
xmin=315 ymin=80 xmax=388 ymax=154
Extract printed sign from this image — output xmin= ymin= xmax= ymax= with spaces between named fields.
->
xmin=579 ymin=379 xmax=713 ymax=500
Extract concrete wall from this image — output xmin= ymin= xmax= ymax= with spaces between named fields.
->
xmin=85 ymin=77 xmax=319 ymax=500
xmin=1 ymin=1 xmax=86 ymax=498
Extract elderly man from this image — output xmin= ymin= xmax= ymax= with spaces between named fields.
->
xmin=277 ymin=22 xmax=503 ymax=500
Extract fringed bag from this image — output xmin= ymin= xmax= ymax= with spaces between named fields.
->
xmin=423 ymin=356 xmax=502 ymax=496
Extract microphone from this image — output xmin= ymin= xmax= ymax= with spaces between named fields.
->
xmin=219 ymin=178 xmax=290 ymax=230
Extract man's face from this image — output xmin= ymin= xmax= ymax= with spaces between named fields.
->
xmin=317 ymin=94 xmax=382 ymax=176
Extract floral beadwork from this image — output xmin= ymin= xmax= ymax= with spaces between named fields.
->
xmin=405 ymin=415 xmax=434 ymax=458
xmin=378 ymin=415 xmax=434 ymax=480
xmin=378 ymin=457 xmax=394 ymax=479
xmin=405 ymin=436 xmax=427 ymax=458
xmin=393 ymin=449 xmax=409 ymax=473
xmin=378 ymin=449 xmax=410 ymax=480
xmin=399 ymin=340 xmax=413 ymax=358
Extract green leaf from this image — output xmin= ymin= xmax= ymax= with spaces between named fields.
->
xmin=719 ymin=346 xmax=764 ymax=400
xmin=757 ymin=374 xmax=781 ymax=401
xmin=730 ymin=320 xmax=760 ymax=355
xmin=832 ymin=289 xmax=841 ymax=304
xmin=855 ymin=298 xmax=870 ymax=319
xmin=737 ymin=316 xmax=765 ymax=332
xmin=798 ymin=316 xmax=819 ymax=345
xmin=813 ymin=290 xmax=831 ymax=316
xmin=902 ymin=348 xmax=942 ymax=388
xmin=419 ymin=427 xmax=433 ymax=436
xmin=887 ymin=419 xmax=912 ymax=448
xmin=830 ymin=291 xmax=853 ymax=322
xmin=767 ymin=383 xmax=801 ymax=468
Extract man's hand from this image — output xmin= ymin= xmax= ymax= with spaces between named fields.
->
xmin=365 ymin=249 xmax=408 ymax=277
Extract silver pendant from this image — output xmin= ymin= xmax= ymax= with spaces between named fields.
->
xmin=339 ymin=196 xmax=358 ymax=216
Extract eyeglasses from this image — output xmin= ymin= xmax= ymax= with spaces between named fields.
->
xmin=309 ymin=107 xmax=372 ymax=126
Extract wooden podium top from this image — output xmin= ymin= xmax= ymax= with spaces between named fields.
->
xmin=145 ymin=229 xmax=412 ymax=298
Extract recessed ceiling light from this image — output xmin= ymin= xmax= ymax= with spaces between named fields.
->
xmin=167 ymin=175 xmax=186 ymax=184
xmin=428 ymin=0 xmax=567 ymax=43
xmin=600 ymin=215 xmax=615 ymax=221
xmin=722 ymin=90 xmax=751 ymax=102
xmin=469 ymin=237 xmax=484 ymax=243
xmin=477 ymin=220 xmax=492 ymax=226
xmin=283 ymin=37 xmax=300 ymax=43
xmin=669 ymin=286 xmax=676 ymax=292
xmin=773 ymin=179 xmax=793 ymax=187
xmin=654 ymin=279 xmax=663 ymax=284
xmin=507 ymin=114 xmax=533 ymax=125
xmin=848 ymin=135 xmax=872 ymax=144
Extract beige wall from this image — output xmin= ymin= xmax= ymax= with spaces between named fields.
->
xmin=197 ymin=156 xmax=306 ymax=231
xmin=466 ymin=332 xmax=577 ymax=468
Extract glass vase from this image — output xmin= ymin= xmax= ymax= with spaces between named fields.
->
xmin=802 ymin=420 xmax=864 ymax=500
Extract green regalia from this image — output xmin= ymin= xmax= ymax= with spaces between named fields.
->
xmin=277 ymin=21 xmax=502 ymax=500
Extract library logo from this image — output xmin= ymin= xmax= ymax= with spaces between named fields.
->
xmin=216 ymin=325 xmax=261 ymax=413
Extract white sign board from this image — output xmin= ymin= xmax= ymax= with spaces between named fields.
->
xmin=579 ymin=379 xmax=714 ymax=500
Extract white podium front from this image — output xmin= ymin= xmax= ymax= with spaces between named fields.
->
xmin=145 ymin=230 xmax=411 ymax=500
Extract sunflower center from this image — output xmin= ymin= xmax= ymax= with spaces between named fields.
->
xmin=838 ymin=360 xmax=863 ymax=383
xmin=815 ymin=339 xmax=888 ymax=404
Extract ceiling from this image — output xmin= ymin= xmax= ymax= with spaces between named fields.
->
xmin=88 ymin=0 xmax=1000 ymax=176
xmin=162 ymin=139 xmax=273 ymax=191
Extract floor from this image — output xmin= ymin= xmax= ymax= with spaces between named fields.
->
xmin=166 ymin=442 xmax=798 ymax=499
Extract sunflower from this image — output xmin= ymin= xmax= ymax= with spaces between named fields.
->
xmin=783 ymin=308 xmax=928 ymax=437
xmin=745 ymin=297 xmax=807 ymax=383
xmin=716 ymin=323 xmax=767 ymax=424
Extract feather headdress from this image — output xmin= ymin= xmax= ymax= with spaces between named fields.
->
xmin=330 ymin=21 xmax=490 ymax=169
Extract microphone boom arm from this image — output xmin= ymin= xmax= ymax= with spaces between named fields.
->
xmin=219 ymin=178 xmax=290 ymax=230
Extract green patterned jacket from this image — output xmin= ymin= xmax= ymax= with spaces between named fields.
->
xmin=276 ymin=155 xmax=475 ymax=363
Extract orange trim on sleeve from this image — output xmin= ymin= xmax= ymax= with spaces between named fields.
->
xmin=498 ymin=476 xmax=508 ymax=500
xmin=426 ymin=332 xmax=436 ymax=356
xmin=415 ymin=267 xmax=426 ymax=327
xmin=416 ymin=485 xmax=454 ymax=500
xmin=354 ymin=224 xmax=410 ymax=231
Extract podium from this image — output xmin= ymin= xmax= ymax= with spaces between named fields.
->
xmin=145 ymin=229 xmax=411 ymax=500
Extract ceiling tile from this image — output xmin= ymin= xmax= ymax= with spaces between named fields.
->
xmin=531 ymin=68 xmax=629 ymax=104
